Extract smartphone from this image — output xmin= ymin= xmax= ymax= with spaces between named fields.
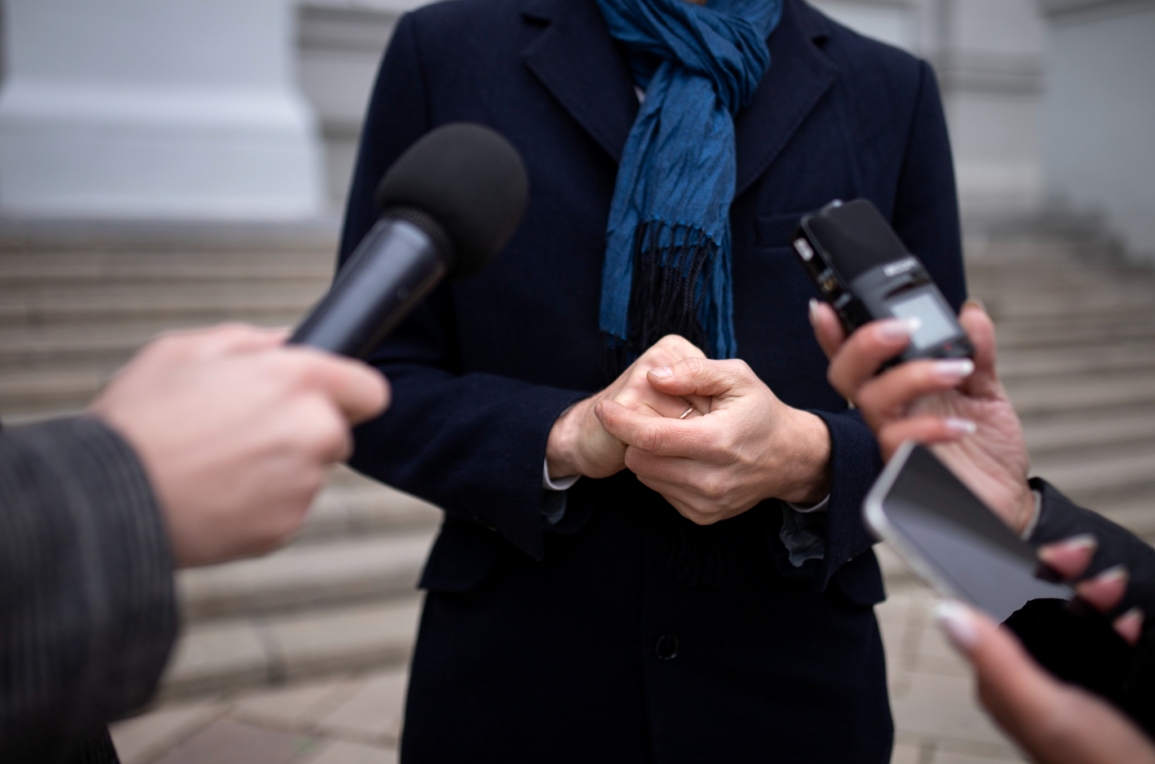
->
xmin=865 ymin=442 xmax=1145 ymax=721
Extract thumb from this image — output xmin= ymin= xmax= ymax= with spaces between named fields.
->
xmin=935 ymin=602 xmax=1059 ymax=719
xmin=647 ymin=357 xmax=746 ymax=399
xmin=937 ymin=601 xmax=1155 ymax=764
xmin=958 ymin=301 xmax=1001 ymax=398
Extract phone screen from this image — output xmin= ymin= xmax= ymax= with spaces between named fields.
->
xmin=867 ymin=442 xmax=1072 ymax=622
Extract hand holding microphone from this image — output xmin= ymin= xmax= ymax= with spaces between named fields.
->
xmin=94 ymin=123 xmax=529 ymax=566
xmin=89 ymin=325 xmax=390 ymax=567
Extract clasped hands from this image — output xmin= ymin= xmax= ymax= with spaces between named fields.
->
xmin=545 ymin=335 xmax=832 ymax=524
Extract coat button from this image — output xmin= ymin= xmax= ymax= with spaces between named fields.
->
xmin=654 ymin=634 xmax=680 ymax=661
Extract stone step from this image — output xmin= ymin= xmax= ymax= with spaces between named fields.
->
xmin=995 ymin=323 xmax=1155 ymax=350
xmin=0 ymin=250 xmax=333 ymax=283
xmin=159 ymin=597 xmax=421 ymax=701
xmin=1006 ymin=374 xmax=1155 ymax=418
xmin=982 ymin=294 xmax=1155 ymax=320
xmin=298 ymin=471 xmax=441 ymax=544
xmin=179 ymin=530 xmax=434 ymax=622
xmin=0 ymin=283 xmax=324 ymax=323
xmin=1022 ymin=405 xmax=1155 ymax=458
xmin=998 ymin=343 xmax=1155 ymax=381
xmin=1033 ymin=443 xmax=1155 ymax=506
xmin=0 ymin=368 xmax=110 ymax=414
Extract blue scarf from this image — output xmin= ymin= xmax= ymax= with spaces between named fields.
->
xmin=596 ymin=0 xmax=783 ymax=362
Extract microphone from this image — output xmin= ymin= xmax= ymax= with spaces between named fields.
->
xmin=290 ymin=123 xmax=529 ymax=359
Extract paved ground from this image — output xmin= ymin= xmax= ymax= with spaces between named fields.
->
xmin=110 ymin=564 xmax=1028 ymax=764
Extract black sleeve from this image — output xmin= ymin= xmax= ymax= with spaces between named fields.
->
xmin=1029 ymin=478 xmax=1155 ymax=620
xmin=0 ymin=417 xmax=179 ymax=763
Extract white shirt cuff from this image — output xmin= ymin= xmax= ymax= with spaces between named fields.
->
xmin=1020 ymin=489 xmax=1043 ymax=541
xmin=543 ymin=458 xmax=580 ymax=492
xmin=786 ymin=494 xmax=830 ymax=514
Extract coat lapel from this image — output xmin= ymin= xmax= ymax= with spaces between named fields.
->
xmin=521 ymin=0 xmax=639 ymax=163
xmin=521 ymin=0 xmax=838 ymax=190
xmin=735 ymin=0 xmax=838 ymax=197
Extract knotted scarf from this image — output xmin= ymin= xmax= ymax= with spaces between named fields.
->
xmin=596 ymin=0 xmax=784 ymax=364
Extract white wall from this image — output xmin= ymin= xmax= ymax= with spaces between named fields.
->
xmin=0 ymin=0 xmax=324 ymax=219
xmin=1041 ymin=0 xmax=1155 ymax=262
xmin=814 ymin=0 xmax=1048 ymax=215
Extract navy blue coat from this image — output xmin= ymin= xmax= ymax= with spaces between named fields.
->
xmin=340 ymin=0 xmax=966 ymax=761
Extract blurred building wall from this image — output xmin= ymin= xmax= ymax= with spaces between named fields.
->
xmin=0 ymin=0 xmax=324 ymax=219
xmin=299 ymin=0 xmax=1051 ymax=217
xmin=815 ymin=0 xmax=1048 ymax=216
xmin=1 ymin=0 xmax=1150 ymax=264
xmin=1039 ymin=0 xmax=1155 ymax=264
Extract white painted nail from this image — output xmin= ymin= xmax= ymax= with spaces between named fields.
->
xmin=933 ymin=358 xmax=975 ymax=381
xmin=808 ymin=299 xmax=821 ymax=327
xmin=1095 ymin=564 xmax=1129 ymax=586
xmin=933 ymin=600 xmax=980 ymax=651
xmin=1051 ymin=533 xmax=1099 ymax=555
xmin=1119 ymin=607 xmax=1145 ymax=628
xmin=877 ymin=317 xmax=922 ymax=341
xmin=945 ymin=418 xmax=977 ymax=435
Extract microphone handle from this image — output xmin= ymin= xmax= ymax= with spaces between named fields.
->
xmin=289 ymin=217 xmax=448 ymax=359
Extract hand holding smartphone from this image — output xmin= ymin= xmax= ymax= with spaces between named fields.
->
xmin=866 ymin=443 xmax=1148 ymax=726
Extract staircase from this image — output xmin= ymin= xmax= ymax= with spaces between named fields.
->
xmin=966 ymin=226 xmax=1155 ymax=540
xmin=3 ymin=218 xmax=1155 ymax=707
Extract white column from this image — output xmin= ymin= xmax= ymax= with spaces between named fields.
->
xmin=0 ymin=0 xmax=324 ymax=219
xmin=1039 ymin=0 xmax=1155 ymax=263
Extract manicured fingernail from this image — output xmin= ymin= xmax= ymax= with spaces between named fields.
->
xmin=933 ymin=359 xmax=975 ymax=381
xmin=877 ymin=317 xmax=921 ymax=341
xmin=650 ymin=366 xmax=673 ymax=380
xmin=808 ymin=299 xmax=821 ymax=327
xmin=963 ymin=298 xmax=987 ymax=314
xmin=1094 ymin=564 xmax=1129 ymax=586
xmin=1043 ymin=534 xmax=1099 ymax=557
xmin=934 ymin=600 xmax=980 ymax=651
xmin=945 ymin=418 xmax=977 ymax=435
xmin=1118 ymin=607 xmax=1145 ymax=629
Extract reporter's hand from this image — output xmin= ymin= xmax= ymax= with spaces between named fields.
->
xmin=545 ymin=335 xmax=707 ymax=480
xmin=1038 ymin=535 xmax=1146 ymax=644
xmin=811 ymin=300 xmax=1035 ymax=534
xmin=594 ymin=357 xmax=832 ymax=524
xmin=935 ymin=601 xmax=1155 ymax=764
xmin=89 ymin=324 xmax=390 ymax=567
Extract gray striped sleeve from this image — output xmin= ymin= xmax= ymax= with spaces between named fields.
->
xmin=0 ymin=416 xmax=178 ymax=763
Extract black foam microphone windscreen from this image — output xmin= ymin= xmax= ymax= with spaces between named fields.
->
xmin=804 ymin=199 xmax=911 ymax=281
xmin=290 ymin=123 xmax=529 ymax=358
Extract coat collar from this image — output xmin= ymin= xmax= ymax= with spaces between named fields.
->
xmin=520 ymin=0 xmax=838 ymax=195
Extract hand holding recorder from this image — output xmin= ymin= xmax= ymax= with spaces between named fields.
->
xmin=808 ymin=287 xmax=1155 ymax=763
xmin=811 ymin=298 xmax=1036 ymax=535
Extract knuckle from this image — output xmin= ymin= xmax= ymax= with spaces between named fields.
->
xmin=317 ymin=418 xmax=351 ymax=461
xmin=700 ymin=474 xmax=729 ymax=501
xmin=683 ymin=356 xmax=709 ymax=375
xmin=637 ymin=423 xmax=663 ymax=453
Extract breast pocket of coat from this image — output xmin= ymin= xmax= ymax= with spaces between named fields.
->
xmin=755 ymin=212 xmax=806 ymax=250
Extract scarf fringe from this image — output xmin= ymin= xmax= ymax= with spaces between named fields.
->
xmin=604 ymin=220 xmax=723 ymax=377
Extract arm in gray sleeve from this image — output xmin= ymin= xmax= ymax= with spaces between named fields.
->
xmin=0 ymin=417 xmax=179 ymax=763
